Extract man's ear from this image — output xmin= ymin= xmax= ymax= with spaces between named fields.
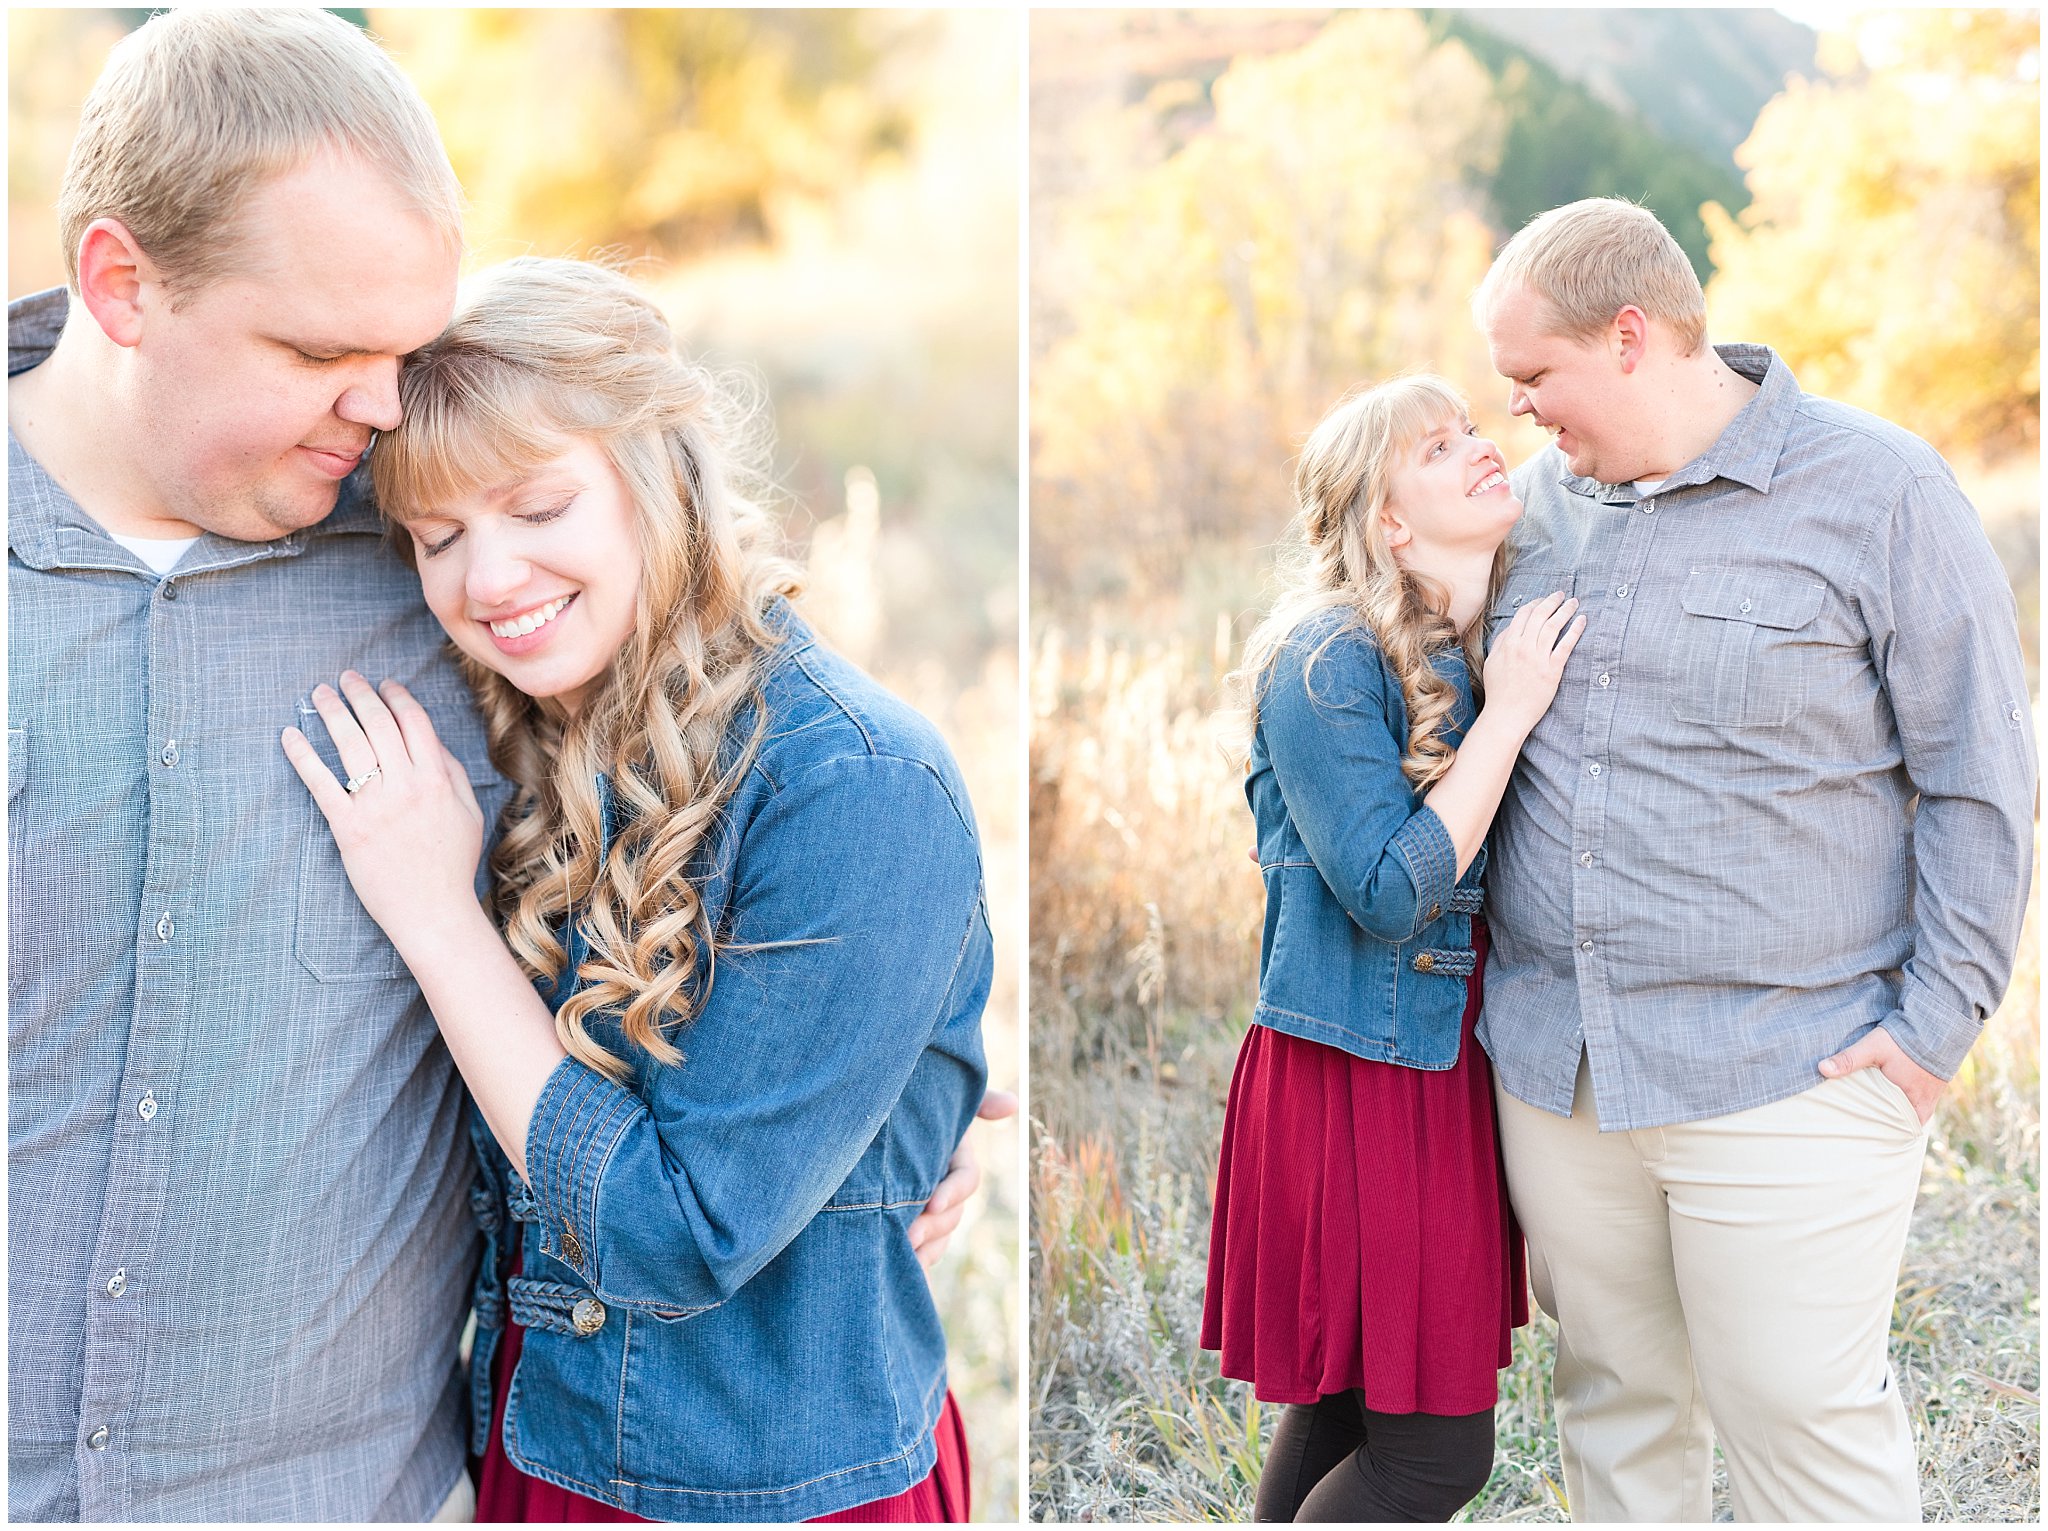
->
xmin=1611 ymin=305 xmax=1650 ymax=374
xmin=74 ymin=218 xmax=156 ymax=349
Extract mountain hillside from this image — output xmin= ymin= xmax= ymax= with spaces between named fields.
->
xmin=1451 ymin=8 xmax=1819 ymax=165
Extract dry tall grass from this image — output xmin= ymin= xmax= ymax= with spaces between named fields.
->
xmin=895 ymin=642 xmax=1024 ymax=1524
xmin=1029 ymin=624 xmax=2041 ymax=1523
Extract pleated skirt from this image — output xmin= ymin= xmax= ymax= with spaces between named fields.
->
xmin=1200 ymin=921 xmax=1528 ymax=1415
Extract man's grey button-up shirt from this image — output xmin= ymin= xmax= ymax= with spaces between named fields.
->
xmin=8 ymin=288 xmax=509 ymax=1522
xmin=1477 ymin=343 xmax=2035 ymax=1132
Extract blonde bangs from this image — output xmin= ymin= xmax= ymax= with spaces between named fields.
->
xmin=1367 ymin=374 xmax=1471 ymax=470
xmin=370 ymin=351 xmax=574 ymax=522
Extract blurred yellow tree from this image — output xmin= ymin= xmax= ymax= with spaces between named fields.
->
xmin=1704 ymin=9 xmax=2039 ymax=456
xmin=1031 ymin=10 xmax=1511 ymax=619
xmin=7 ymin=8 xmax=127 ymax=291
xmin=370 ymin=8 xmax=916 ymax=262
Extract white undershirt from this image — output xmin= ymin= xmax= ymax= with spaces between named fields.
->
xmin=1634 ymin=477 xmax=1667 ymax=496
xmin=109 ymin=532 xmax=201 ymax=576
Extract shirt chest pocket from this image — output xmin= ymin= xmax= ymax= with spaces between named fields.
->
xmin=1486 ymin=572 xmax=1578 ymax=648
xmin=293 ymin=690 xmax=511 ymax=982
xmin=1672 ymin=568 xmax=1826 ymax=728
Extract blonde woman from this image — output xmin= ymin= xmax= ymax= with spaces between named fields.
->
xmin=1203 ymin=376 xmax=1582 ymax=1521
xmin=280 ymin=259 xmax=987 ymax=1522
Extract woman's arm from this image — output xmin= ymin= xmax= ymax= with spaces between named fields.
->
xmin=1262 ymin=597 xmax=1580 ymax=938
xmin=281 ymin=671 xmax=568 ymax=1178
xmin=1422 ymin=591 xmax=1583 ymax=874
xmin=284 ymin=674 xmax=989 ymax=1309
xmin=515 ymin=751 xmax=988 ymax=1310
xmin=1259 ymin=625 xmax=1455 ymax=942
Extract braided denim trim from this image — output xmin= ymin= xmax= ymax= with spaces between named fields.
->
xmin=508 ymin=1276 xmax=598 ymax=1337
xmin=1409 ymin=946 xmax=1477 ymax=978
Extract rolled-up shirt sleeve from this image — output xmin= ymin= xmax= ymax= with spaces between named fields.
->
xmin=1259 ymin=626 xmax=1460 ymax=943
xmin=519 ymin=752 xmax=989 ymax=1312
xmin=1862 ymin=471 xmax=2037 ymax=1077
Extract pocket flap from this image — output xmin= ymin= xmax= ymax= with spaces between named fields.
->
xmin=1681 ymin=569 xmax=1824 ymax=629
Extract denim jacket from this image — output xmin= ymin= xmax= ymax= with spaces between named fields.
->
xmin=1248 ymin=608 xmax=1486 ymax=1068
xmin=466 ymin=605 xmax=990 ymax=1521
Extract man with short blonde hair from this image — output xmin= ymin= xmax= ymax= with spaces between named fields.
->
xmin=57 ymin=5 xmax=464 ymax=300
xmin=10 ymin=9 xmax=483 ymax=1521
xmin=1474 ymin=196 xmax=1708 ymax=356
xmin=1473 ymin=198 xmax=2032 ymax=1522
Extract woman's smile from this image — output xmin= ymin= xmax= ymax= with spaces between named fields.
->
xmin=483 ymin=591 xmax=578 ymax=652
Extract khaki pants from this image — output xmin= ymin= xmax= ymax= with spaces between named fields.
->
xmin=431 ymin=1471 xmax=475 ymax=1523
xmin=1495 ymin=1056 xmax=1928 ymax=1523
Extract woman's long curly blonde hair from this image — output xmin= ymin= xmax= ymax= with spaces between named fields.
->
xmin=1225 ymin=375 xmax=1507 ymax=791
xmin=370 ymin=258 xmax=804 ymax=1081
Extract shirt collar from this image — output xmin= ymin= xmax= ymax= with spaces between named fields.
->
xmin=1555 ymin=341 xmax=1799 ymax=503
xmin=7 ymin=287 xmax=384 ymax=573
xmin=8 ymin=285 xmax=66 ymax=376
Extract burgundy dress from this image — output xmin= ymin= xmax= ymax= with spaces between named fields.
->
xmin=474 ymin=1247 xmax=971 ymax=1523
xmin=1200 ymin=920 xmax=1528 ymax=1415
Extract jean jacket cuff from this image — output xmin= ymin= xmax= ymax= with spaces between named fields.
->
xmin=523 ymin=1055 xmax=643 ymax=1286
xmin=1386 ymin=804 xmax=1458 ymax=932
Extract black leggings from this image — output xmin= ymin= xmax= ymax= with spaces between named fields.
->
xmin=1253 ymin=1391 xmax=1494 ymax=1523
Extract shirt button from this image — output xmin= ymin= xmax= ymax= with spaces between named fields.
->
xmin=137 ymin=1090 xmax=158 ymax=1122
xmin=1426 ymin=903 xmax=1441 ymax=920
xmin=87 ymin=1426 xmax=110 ymax=1451
xmin=1616 ymin=584 xmax=1630 ymax=598
xmin=1588 ymin=762 xmax=1603 ymax=777
xmin=159 ymin=581 xmax=178 ymax=601
xmin=1739 ymin=598 xmax=1753 ymax=614
xmin=560 ymin=1225 xmax=584 ymax=1266
xmin=2010 ymin=706 xmax=2024 ymax=722
xmin=1413 ymin=951 xmax=1437 ymax=972
xmin=160 ymin=740 xmax=180 ymax=768
xmin=1641 ymin=501 xmax=1656 ymax=515
xmin=1580 ymin=940 xmax=1595 ymax=954
xmin=1597 ymin=673 xmax=1611 ymax=687
xmin=155 ymin=912 xmax=174 ymax=943
xmin=1579 ymin=852 xmax=1594 ymax=867
xmin=571 ymin=1297 xmax=608 ymax=1336
xmin=105 ymin=1269 xmax=128 ymax=1298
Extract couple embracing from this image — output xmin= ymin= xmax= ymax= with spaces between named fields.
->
xmin=11 ymin=9 xmax=996 ymax=1523
xmin=1203 ymin=200 xmax=2034 ymax=1523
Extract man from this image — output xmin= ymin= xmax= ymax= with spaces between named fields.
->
xmin=9 ymin=11 xmax=991 ymax=1521
xmin=1469 ymin=197 xmax=2035 ymax=1523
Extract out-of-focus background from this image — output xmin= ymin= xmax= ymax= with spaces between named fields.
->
xmin=11 ymin=8 xmax=1021 ymax=1520
xmin=1030 ymin=7 xmax=2038 ymax=1522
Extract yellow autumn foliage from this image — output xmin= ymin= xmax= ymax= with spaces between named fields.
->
xmin=1704 ymin=10 xmax=2039 ymax=456
xmin=1032 ymin=10 xmax=1521 ymax=621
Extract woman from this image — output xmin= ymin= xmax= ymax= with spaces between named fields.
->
xmin=1203 ymin=375 xmax=1582 ymax=1522
xmin=280 ymin=259 xmax=989 ymax=1522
